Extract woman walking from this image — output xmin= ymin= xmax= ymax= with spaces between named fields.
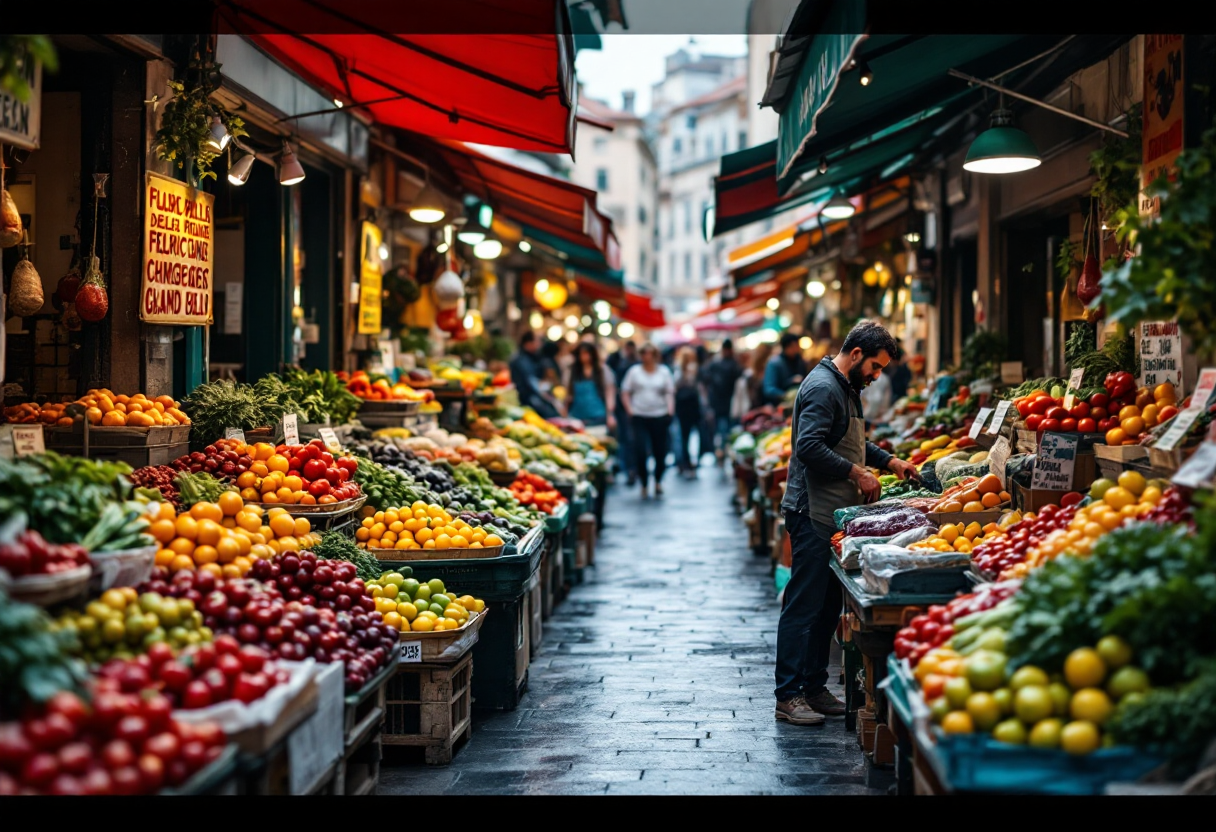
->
xmin=743 ymin=343 xmax=773 ymax=414
xmin=620 ymin=342 xmax=675 ymax=499
xmin=564 ymin=342 xmax=616 ymax=429
xmin=674 ymin=347 xmax=706 ymax=478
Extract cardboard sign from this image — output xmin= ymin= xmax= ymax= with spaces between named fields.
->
xmin=318 ymin=427 xmax=342 ymax=454
xmin=987 ymin=400 xmax=1013 ymax=436
xmin=11 ymin=425 xmax=45 ymax=456
xmin=1155 ymin=406 xmax=1202 ymax=452
xmin=1032 ymin=432 xmax=1080 ymax=491
xmin=357 ymin=222 xmax=383 ymax=335
xmin=1138 ymin=321 xmax=1184 ymax=394
xmin=141 ymin=172 xmax=215 ymax=325
xmin=1000 ymin=362 xmax=1024 ymax=385
xmin=399 ymin=641 xmax=422 ymax=664
xmin=988 ymin=435 xmax=1012 ymax=486
xmin=1063 ymin=369 xmax=1085 ymax=410
xmin=969 ymin=407 xmax=994 ymax=439
xmin=1173 ymin=441 xmax=1216 ymax=489
xmin=282 ymin=413 xmax=299 ymax=446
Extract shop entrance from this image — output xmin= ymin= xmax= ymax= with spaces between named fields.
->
xmin=1003 ymin=216 xmax=1070 ymax=379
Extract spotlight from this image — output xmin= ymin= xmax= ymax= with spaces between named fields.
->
xmin=519 ymin=240 xmax=532 ymax=253
xmin=227 ymin=150 xmax=254 ymax=185
xmin=858 ymin=61 xmax=873 ymax=86
xmin=409 ymin=174 xmax=446 ymax=223
xmin=207 ymin=116 xmax=229 ymax=151
xmin=473 ymin=238 xmax=503 ymax=259
xmin=278 ymin=142 xmax=305 ymax=186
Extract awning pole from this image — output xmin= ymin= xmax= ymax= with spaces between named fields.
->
xmin=947 ymin=69 xmax=1129 ymax=138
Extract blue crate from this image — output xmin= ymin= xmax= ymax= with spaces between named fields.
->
xmin=377 ymin=527 xmax=544 ymax=601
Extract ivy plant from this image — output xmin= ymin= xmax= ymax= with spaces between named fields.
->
xmin=1088 ymin=103 xmax=1142 ymax=235
xmin=152 ymin=55 xmax=247 ymax=185
xmin=1098 ymin=114 xmax=1216 ymax=361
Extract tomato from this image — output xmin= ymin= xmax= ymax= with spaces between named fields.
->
xmin=1030 ymin=398 xmax=1053 ymax=416
xmin=101 ymin=739 xmax=137 ymax=769
xmin=324 ymin=467 xmax=342 ymax=486
xmin=1090 ymin=406 xmax=1108 ymax=420
xmin=1060 ymin=492 xmax=1085 ymax=507
xmin=140 ymin=694 xmax=173 ymax=731
xmin=180 ymin=741 xmax=210 ymax=773
xmin=213 ymin=635 xmax=241 ymax=656
xmin=183 ymin=681 xmax=212 ymax=710
xmin=1040 ymin=418 xmax=1061 ymax=433
xmin=1046 ymin=406 xmax=1069 ymax=421
xmin=239 ymin=646 xmax=268 ymax=674
xmin=336 ymin=458 xmax=358 ymax=474
xmin=1015 ymin=399 xmax=1033 ymax=418
xmin=308 ymin=478 xmax=331 ymax=497
xmin=1060 ymin=418 xmax=1077 ymax=432
xmin=320 ymin=451 xmax=334 ymax=466
xmin=1077 ymin=417 xmax=1096 ymax=433
xmin=938 ymin=624 xmax=955 ymax=642
xmin=928 ymin=605 xmax=949 ymax=624
xmin=144 ymin=733 xmax=180 ymax=762
xmin=894 ymin=638 xmax=913 ymax=659
xmin=920 ymin=621 xmax=941 ymax=642
xmin=157 ymin=660 xmax=192 ymax=692
xmin=45 ymin=692 xmax=89 ymax=728
xmin=1158 ymin=404 xmax=1180 ymax=422
xmin=115 ymin=716 xmax=150 ymax=746
xmin=1025 ymin=413 xmax=1044 ymax=431
xmin=1089 ymin=392 xmax=1109 ymax=408
xmin=897 ymin=627 xmax=918 ymax=641
xmin=136 ymin=754 xmax=165 ymax=792
xmin=111 ymin=765 xmax=143 ymax=795
xmin=1069 ymin=401 xmax=1090 ymax=419
xmin=216 ymin=654 xmax=244 ymax=679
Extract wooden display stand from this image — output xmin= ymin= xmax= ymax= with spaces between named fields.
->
xmin=381 ymin=653 xmax=474 ymax=765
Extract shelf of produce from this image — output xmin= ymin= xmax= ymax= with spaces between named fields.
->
xmin=161 ymin=744 xmax=241 ymax=795
xmin=247 ymin=495 xmax=367 ymax=531
xmin=358 ymin=400 xmax=422 ymax=416
xmin=382 ymin=652 xmax=474 ymax=765
xmin=376 ymin=526 xmax=544 ymax=602
xmin=369 ymin=543 xmax=508 ymax=561
xmin=399 ymin=609 xmax=486 ymax=663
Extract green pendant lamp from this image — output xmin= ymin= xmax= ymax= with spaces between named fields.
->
xmin=964 ymin=107 xmax=1041 ymax=174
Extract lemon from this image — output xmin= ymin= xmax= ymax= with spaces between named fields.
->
xmin=1116 ymin=470 xmax=1147 ymax=496
xmin=1064 ymin=648 xmax=1107 ymax=688
xmin=1069 ymin=688 xmax=1114 ymax=725
xmin=1060 ymin=720 xmax=1101 ymax=755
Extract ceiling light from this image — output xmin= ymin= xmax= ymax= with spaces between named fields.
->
xmin=409 ymin=175 xmax=446 ymax=223
xmin=547 ymin=325 xmax=563 ymax=341
xmin=333 ymin=98 xmax=344 ymax=108
xmin=831 ymin=279 xmax=842 ymax=290
xmin=227 ymin=150 xmax=255 ymax=185
xmin=594 ymin=301 xmax=611 ymax=321
xmin=616 ymin=322 xmax=635 ymax=338
xmin=207 ymin=116 xmax=229 ymax=151
xmin=778 ymin=313 xmax=792 ymax=328
xmin=766 ymin=298 xmax=780 ymax=311
xmin=457 ymin=229 xmax=486 ymax=245
xmin=807 ymin=280 xmax=826 ymax=298
xmin=581 ymin=315 xmax=593 ymax=327
xmin=565 ymin=330 xmax=580 ymax=344
xmin=278 ymin=142 xmax=305 ymax=186
xmin=904 ymin=231 xmax=921 ymax=244
xmin=518 ymin=240 xmax=532 ymax=252
xmin=463 ymin=313 xmax=475 ymax=329
xmin=436 ymin=242 xmax=450 ymax=254
xmin=535 ymin=279 xmax=550 ymax=294
xmin=964 ymin=108 xmax=1041 ymax=174
xmin=818 ymin=156 xmax=828 ymax=174
xmin=821 ymin=194 xmax=856 ymax=220
xmin=529 ymin=312 xmax=545 ymax=329
xmin=597 ymin=322 xmax=613 ymax=337
xmin=473 ymin=238 xmax=503 ymax=259
xmin=858 ymin=61 xmax=873 ymax=86
xmin=565 ymin=315 xmax=580 ymax=329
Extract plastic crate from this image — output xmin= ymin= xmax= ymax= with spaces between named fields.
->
xmin=544 ymin=502 xmax=570 ymax=534
xmin=882 ymin=565 xmax=973 ymax=596
xmin=470 ymin=586 xmax=531 ymax=710
xmin=376 ymin=527 xmax=544 ymax=602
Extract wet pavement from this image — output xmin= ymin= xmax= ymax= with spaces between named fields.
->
xmin=380 ymin=466 xmax=887 ymax=795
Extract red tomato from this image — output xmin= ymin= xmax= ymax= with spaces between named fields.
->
xmin=1059 ymin=492 xmax=1085 ymax=507
xmin=1060 ymin=418 xmax=1078 ymax=432
xmin=1091 ymin=406 xmax=1108 ymax=420
xmin=144 ymin=733 xmax=180 ymax=763
xmin=1030 ymin=398 xmax=1053 ymax=416
xmin=45 ymin=692 xmax=89 ymax=728
xmin=1025 ymin=413 xmax=1044 ymax=431
xmin=308 ymin=479 xmax=331 ymax=497
xmin=1040 ymin=418 xmax=1061 ymax=433
xmin=1089 ymin=392 xmax=1109 ymax=408
xmin=136 ymin=754 xmax=165 ymax=792
xmin=1077 ymin=417 xmax=1097 ymax=433
xmin=1046 ymin=406 xmax=1069 ymax=421
xmin=1069 ymin=401 xmax=1090 ymax=418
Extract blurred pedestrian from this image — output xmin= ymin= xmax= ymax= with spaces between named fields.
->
xmin=701 ymin=338 xmax=744 ymax=465
xmin=607 ymin=341 xmax=639 ymax=484
xmin=620 ymin=342 xmax=675 ymax=499
xmin=744 ymin=344 xmax=773 ymax=414
xmin=510 ymin=332 xmax=559 ymax=418
xmin=762 ymin=333 xmax=809 ymax=406
xmin=564 ymin=341 xmax=616 ymax=429
xmin=674 ymin=347 xmax=706 ymax=477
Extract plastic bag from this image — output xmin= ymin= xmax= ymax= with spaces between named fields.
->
xmin=839 ymin=535 xmax=893 ymax=570
xmin=889 ymin=525 xmax=938 ymax=548
xmin=833 ymin=498 xmax=910 ymax=530
xmin=936 ymin=452 xmax=981 ymax=484
xmin=860 ymin=544 xmax=971 ymax=595
xmin=844 ymin=506 xmax=930 ymax=538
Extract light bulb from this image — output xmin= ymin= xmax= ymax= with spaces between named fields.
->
xmin=598 ymin=322 xmax=613 ymax=337
xmin=565 ymin=315 xmax=580 ymax=329
xmin=333 ymin=98 xmax=344 ymax=108
xmin=518 ymin=240 xmax=532 ymax=252
xmin=799 ymin=337 xmax=813 ymax=349
xmin=535 ymin=279 xmax=550 ymax=294
xmin=564 ymin=330 xmax=579 ymax=344
xmin=821 ymin=194 xmax=855 ymax=219
xmin=378 ymin=243 xmax=390 ymax=262
xmin=529 ymin=312 xmax=544 ymax=329
xmin=457 ymin=229 xmax=486 ymax=245
xmin=616 ymin=322 xmax=635 ymax=339
xmin=807 ymin=280 xmax=826 ymax=298
xmin=831 ymin=280 xmax=842 ymax=290
xmin=409 ymin=178 xmax=446 ymax=223
xmin=463 ymin=314 xmax=475 ymax=329
xmin=473 ymin=239 xmax=503 ymax=259
xmin=581 ymin=315 xmax=593 ymax=327
xmin=436 ymin=242 xmax=450 ymax=254
xmin=227 ymin=151 xmax=255 ymax=185
xmin=594 ymin=301 xmax=611 ymax=321
xmin=858 ymin=61 xmax=873 ymax=86
xmin=547 ymin=325 xmax=563 ymax=341
xmin=766 ymin=298 xmax=780 ymax=311
xmin=278 ymin=143 xmax=305 ymax=186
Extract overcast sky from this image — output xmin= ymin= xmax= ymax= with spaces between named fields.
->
xmin=576 ymin=34 xmax=748 ymax=116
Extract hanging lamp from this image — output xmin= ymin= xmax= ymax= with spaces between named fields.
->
xmin=278 ymin=141 xmax=305 ymax=186
xmin=409 ymin=171 xmax=446 ymax=223
xmin=964 ymin=107 xmax=1041 ymax=174
xmin=821 ymin=193 xmax=856 ymax=220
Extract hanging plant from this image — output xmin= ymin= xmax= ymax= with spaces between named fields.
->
xmin=1088 ymin=103 xmax=1142 ymax=236
xmin=1098 ymin=114 xmax=1216 ymax=361
xmin=152 ymin=52 xmax=247 ymax=185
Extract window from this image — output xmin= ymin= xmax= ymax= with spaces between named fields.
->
xmin=640 ymin=250 xmax=647 ymax=282
xmin=683 ymin=199 xmax=692 ymax=235
xmin=701 ymin=254 xmax=709 ymax=282
xmin=738 ymin=130 xmax=747 ymax=150
xmin=722 ymin=132 xmax=729 ymax=153
xmin=640 ymin=166 xmax=647 ymax=185
xmin=673 ymin=137 xmax=682 ymax=155
xmin=593 ymin=136 xmax=608 ymax=154
xmin=684 ymin=252 xmax=692 ymax=283
xmin=637 ymin=205 xmax=648 ymax=225
xmin=667 ymin=209 xmax=674 ymax=240
xmin=669 ymin=253 xmax=676 ymax=285
xmin=595 ymin=168 xmax=609 ymax=192
xmin=652 ymin=260 xmax=659 ymax=285
xmin=687 ymin=114 xmax=697 ymax=130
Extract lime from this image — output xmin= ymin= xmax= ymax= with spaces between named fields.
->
xmin=401 ymin=578 xmax=420 ymax=598
xmin=431 ymin=594 xmax=451 ymax=609
xmin=429 ymin=603 xmax=446 ymax=616
xmin=1096 ymin=635 xmax=1133 ymax=670
xmin=1106 ymin=666 xmax=1150 ymax=700
xmin=945 ymin=676 xmax=973 ymax=710
xmin=1009 ymin=665 xmax=1049 ymax=690
xmin=992 ymin=718 xmax=1027 ymax=745
xmin=992 ymin=687 xmax=1014 ymax=716
xmin=1088 ymin=478 xmax=1116 ymax=501
xmin=384 ymin=572 xmax=405 ymax=588
xmin=929 ymin=696 xmax=951 ymax=724
xmin=965 ymin=650 xmax=1007 ymax=692
xmin=1014 ymin=685 xmax=1054 ymax=723
xmin=427 ymin=578 xmax=446 ymax=596
xmin=1028 ymin=718 xmax=1064 ymax=749
xmin=414 ymin=585 xmax=432 ymax=602
xmin=1048 ymin=682 xmax=1072 ymax=716
xmin=159 ymin=603 xmax=181 ymax=627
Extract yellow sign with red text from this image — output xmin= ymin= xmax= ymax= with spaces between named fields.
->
xmin=140 ymin=172 xmax=215 ymax=325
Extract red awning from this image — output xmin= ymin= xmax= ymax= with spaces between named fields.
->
xmin=218 ymin=0 xmax=578 ymax=155
xmin=692 ymin=309 xmax=765 ymax=332
xmin=433 ymin=140 xmax=619 ymax=267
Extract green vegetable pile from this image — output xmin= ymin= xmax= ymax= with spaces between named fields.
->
xmin=181 ymin=378 xmax=295 ymax=450
xmin=174 ymin=472 xmax=236 ymax=508
xmin=352 ymin=456 xmax=436 ymax=511
xmin=277 ymin=368 xmax=362 ymax=426
xmin=959 ymin=330 xmax=1006 ymax=379
xmin=0 ymin=587 xmax=90 ymax=719
xmin=80 ymin=502 xmax=152 ymax=554
xmin=0 ymin=453 xmax=152 ymax=551
xmin=313 ymin=531 xmax=382 ymax=581
xmin=1067 ymin=324 xmax=1138 ymax=382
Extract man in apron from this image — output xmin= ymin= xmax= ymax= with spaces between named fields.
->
xmin=775 ymin=321 xmax=920 ymax=724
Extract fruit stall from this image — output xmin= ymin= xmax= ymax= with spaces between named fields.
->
xmin=0 ymin=361 xmax=613 ymax=793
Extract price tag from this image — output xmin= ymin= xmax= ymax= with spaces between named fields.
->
xmin=224 ymin=427 xmax=246 ymax=442
xmin=1155 ymin=406 xmax=1202 ymax=452
xmin=282 ymin=413 xmax=299 ymax=446
xmin=1173 ymin=441 xmax=1216 ymax=489
xmin=988 ymin=435 xmax=1012 ymax=486
xmin=1031 ymin=432 xmax=1080 ymax=491
xmin=1137 ymin=321 xmax=1183 ymax=394
xmin=1192 ymin=368 xmax=1216 ymax=408
xmin=1000 ymin=362 xmax=1024 ymax=384
xmin=318 ymin=427 xmax=342 ymax=454
xmin=399 ymin=641 xmax=422 ymax=664
xmin=969 ymin=407 xmax=994 ymax=439
xmin=11 ymin=425 xmax=45 ymax=457
xmin=987 ymin=400 xmax=1013 ymax=436
xmin=1063 ymin=368 xmax=1085 ymax=410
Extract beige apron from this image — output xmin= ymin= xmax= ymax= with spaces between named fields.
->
xmin=808 ymin=403 xmax=867 ymax=530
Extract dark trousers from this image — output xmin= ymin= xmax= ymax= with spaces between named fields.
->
xmin=631 ymin=415 xmax=670 ymax=487
xmin=614 ymin=405 xmax=634 ymax=480
xmin=676 ymin=406 xmax=701 ymax=471
xmin=775 ymin=510 xmax=843 ymax=701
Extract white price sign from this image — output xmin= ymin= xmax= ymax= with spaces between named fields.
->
xmin=969 ymin=407 xmax=994 ymax=439
xmin=399 ymin=641 xmax=422 ymax=664
xmin=988 ymin=435 xmax=1012 ymax=486
xmin=282 ymin=413 xmax=299 ymax=446
xmin=318 ymin=427 xmax=341 ymax=454
xmin=987 ymin=400 xmax=1013 ymax=436
xmin=224 ymin=427 xmax=246 ymax=442
xmin=11 ymin=425 xmax=45 ymax=456
xmin=1138 ymin=321 xmax=1183 ymax=394
xmin=1192 ymin=368 xmax=1216 ymax=408
xmin=1031 ymin=432 xmax=1080 ymax=491
xmin=1155 ymin=407 xmax=1202 ymax=452
xmin=1173 ymin=442 xmax=1216 ymax=489
xmin=1063 ymin=369 xmax=1085 ymax=410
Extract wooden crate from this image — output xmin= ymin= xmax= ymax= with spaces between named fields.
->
xmin=574 ymin=513 xmax=596 ymax=569
xmin=871 ymin=723 xmax=897 ymax=768
xmin=381 ymin=653 xmax=473 ymax=765
xmin=857 ymin=706 xmax=878 ymax=752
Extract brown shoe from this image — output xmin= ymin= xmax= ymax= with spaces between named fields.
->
xmin=775 ymin=695 xmax=826 ymax=726
xmin=805 ymin=688 xmax=846 ymax=716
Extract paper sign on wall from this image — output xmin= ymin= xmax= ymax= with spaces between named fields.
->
xmin=1063 ymin=369 xmax=1085 ymax=410
xmin=1173 ymin=441 xmax=1216 ymax=489
xmin=11 ymin=425 xmax=45 ymax=456
xmin=282 ymin=413 xmax=299 ymax=446
xmin=989 ymin=436 xmax=1012 ymax=486
xmin=987 ymin=400 xmax=1013 ymax=436
xmin=970 ymin=408 xmax=994 ymax=439
xmin=357 ymin=222 xmax=383 ymax=335
xmin=140 ymin=172 xmax=215 ymax=325
xmin=1138 ymin=321 xmax=1184 ymax=394
xmin=1032 ymin=432 xmax=1080 ymax=491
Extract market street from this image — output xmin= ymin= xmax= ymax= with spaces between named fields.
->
xmin=380 ymin=471 xmax=887 ymax=796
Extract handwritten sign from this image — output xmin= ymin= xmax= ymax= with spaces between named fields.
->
xmin=282 ymin=413 xmax=299 ymax=446
xmin=399 ymin=641 xmax=422 ymax=664
xmin=1155 ymin=407 xmax=1201 ymax=452
xmin=1192 ymin=368 xmax=1216 ymax=408
xmin=1032 ymin=432 xmax=1080 ymax=491
xmin=224 ymin=428 xmax=246 ymax=442
xmin=11 ymin=425 xmax=45 ymax=456
xmin=969 ymin=407 xmax=994 ymax=439
xmin=1000 ymin=362 xmax=1024 ymax=385
xmin=1173 ymin=441 xmax=1216 ymax=489
xmin=1141 ymin=36 xmax=1184 ymax=218
xmin=140 ymin=172 xmax=215 ymax=325
xmin=318 ymin=428 xmax=341 ymax=454
xmin=1063 ymin=369 xmax=1085 ymax=410
xmin=987 ymin=400 xmax=1013 ymax=436
xmin=988 ymin=436 xmax=1012 ymax=486
xmin=357 ymin=222 xmax=383 ymax=335
xmin=1138 ymin=321 xmax=1184 ymax=394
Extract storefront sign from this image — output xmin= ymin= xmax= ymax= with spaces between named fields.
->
xmin=1137 ymin=320 xmax=1184 ymax=394
xmin=11 ymin=425 xmax=45 ymax=456
xmin=1141 ymin=35 xmax=1184 ymax=217
xmin=140 ymin=172 xmax=215 ymax=325
xmin=1063 ymin=369 xmax=1085 ymax=410
xmin=357 ymin=222 xmax=383 ymax=335
xmin=0 ymin=56 xmax=41 ymax=150
xmin=987 ymin=400 xmax=1013 ymax=436
xmin=1173 ymin=441 xmax=1216 ymax=489
xmin=969 ymin=407 xmax=994 ymax=439
xmin=1031 ymin=432 xmax=1080 ymax=491
xmin=988 ymin=435 xmax=1012 ymax=486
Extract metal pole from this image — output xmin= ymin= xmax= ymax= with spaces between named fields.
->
xmin=947 ymin=69 xmax=1130 ymax=138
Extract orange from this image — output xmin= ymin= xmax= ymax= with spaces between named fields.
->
xmin=154 ymin=548 xmax=176 ymax=567
xmin=271 ymin=513 xmax=299 ymax=537
xmin=276 ymin=536 xmax=299 ymax=553
xmin=1064 ymin=648 xmax=1107 ymax=688
xmin=102 ymin=411 xmax=126 ymax=426
xmin=484 ymin=534 xmax=504 ymax=547
xmin=1120 ymin=416 xmax=1145 ymax=437
xmin=250 ymin=544 xmax=273 ymax=560
xmin=195 ymin=519 xmax=223 ymax=546
xmin=174 ymin=515 xmax=199 ymax=540
xmin=169 ymin=554 xmax=196 ymax=572
xmin=222 ymin=564 xmax=242 ymax=579
xmin=1101 ymin=486 xmax=1135 ymax=511
xmin=267 ymin=455 xmax=290 ymax=474
xmin=940 ymin=711 xmax=974 ymax=734
xmin=234 ymin=556 xmax=253 ymax=576
xmin=283 ymin=475 xmax=304 ymax=493
xmin=293 ymin=517 xmax=311 ymax=538
xmin=261 ymin=492 xmax=280 ymax=504
xmin=158 ymin=501 xmax=177 ymax=521
xmin=236 ymin=511 xmax=262 ymax=533
xmin=252 ymin=442 xmax=275 ymax=461
xmin=355 ymin=528 xmax=370 ymax=542
xmin=976 ymin=473 xmax=1002 ymax=495
xmin=218 ymin=491 xmax=244 ymax=516
xmin=192 ymin=545 xmax=218 ymax=565
xmin=276 ymin=486 xmax=296 ymax=504
xmin=199 ymin=563 xmax=224 ymax=579
xmin=240 ymin=487 xmax=261 ymax=503
xmin=318 ymin=495 xmax=337 ymax=504
xmin=451 ymin=535 xmax=469 ymax=548
xmin=232 ymin=534 xmax=252 ymax=556
xmin=149 ymin=518 xmax=177 ymax=544
xmin=236 ymin=471 xmax=258 ymax=489
xmin=980 ymin=492 xmax=1001 ymax=508
xmin=190 ymin=502 xmax=224 ymax=523
xmin=1105 ymin=427 xmax=1127 ymax=446
xmin=249 ymin=461 xmax=269 ymax=478
xmin=382 ymin=612 xmax=403 ymax=630
xmin=216 ymin=537 xmax=241 ymax=564
xmin=423 ymin=539 xmax=436 ymax=549
xmin=298 ymin=493 xmax=317 ymax=505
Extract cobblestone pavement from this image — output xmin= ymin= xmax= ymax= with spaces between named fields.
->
xmin=380 ymin=467 xmax=886 ymax=795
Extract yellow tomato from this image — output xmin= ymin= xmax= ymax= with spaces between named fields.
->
xmin=267 ymin=455 xmax=290 ymax=474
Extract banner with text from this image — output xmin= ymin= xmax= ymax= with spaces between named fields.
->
xmin=1141 ymin=35 xmax=1184 ymax=217
xmin=140 ymin=172 xmax=215 ymax=325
